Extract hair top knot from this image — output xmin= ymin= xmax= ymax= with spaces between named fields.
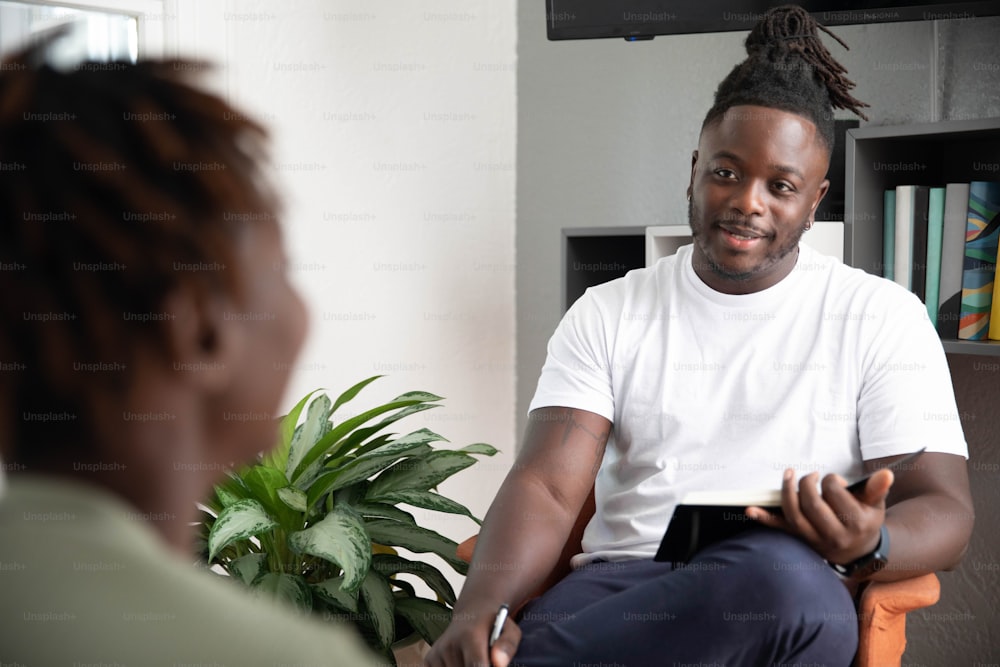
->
xmin=744 ymin=5 xmax=869 ymax=120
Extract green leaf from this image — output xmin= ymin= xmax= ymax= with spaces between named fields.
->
xmin=392 ymin=390 xmax=444 ymax=403
xmin=365 ymin=519 xmax=466 ymax=573
xmin=353 ymin=502 xmax=415 ymax=524
xmin=360 ymin=570 xmax=396 ymax=649
xmin=459 ymin=443 xmax=499 ymax=456
xmin=351 ymin=404 xmax=440 ymax=457
xmin=264 ymin=389 xmax=321 ymax=470
xmin=391 ymin=579 xmax=416 ymax=598
xmin=291 ymin=397 xmax=438 ymax=484
xmin=288 ymin=506 xmax=372 ymax=592
xmin=313 ymin=576 xmax=360 ymax=613
xmin=277 ymin=486 xmax=308 ymax=513
xmin=372 ymin=553 xmax=457 ymax=606
xmin=395 ymin=597 xmax=453 ymax=646
xmin=229 ymin=552 xmax=266 ymax=585
xmin=285 ymin=393 xmax=333 ymax=481
xmin=282 ymin=390 xmax=322 ymax=448
xmin=351 ymin=433 xmax=395 ymax=458
xmin=331 ymin=375 xmax=383 ymax=413
xmin=305 ymin=436 xmax=439 ymax=508
xmin=366 ymin=489 xmax=481 ymax=526
xmin=368 ymin=451 xmax=477 ymax=497
xmin=208 ymin=499 xmax=277 ymax=561
xmin=241 ymin=465 xmax=296 ymax=529
xmin=212 ymin=477 xmax=246 ymax=509
xmin=251 ymin=572 xmax=313 ymax=613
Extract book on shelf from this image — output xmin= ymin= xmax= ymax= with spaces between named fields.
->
xmin=911 ymin=186 xmax=930 ymax=302
xmin=938 ymin=183 xmax=972 ymax=339
xmin=959 ymin=181 xmax=1000 ymax=340
xmin=893 ymin=185 xmax=915 ymax=290
xmin=889 ymin=185 xmax=930 ymax=300
xmin=924 ymin=187 xmax=946 ymax=325
xmin=991 ymin=242 xmax=1000 ymax=340
xmin=883 ymin=189 xmax=895 ymax=281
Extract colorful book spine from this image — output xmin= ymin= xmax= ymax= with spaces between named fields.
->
xmin=938 ymin=183 xmax=971 ymax=338
xmin=893 ymin=185 xmax=915 ymax=291
xmin=958 ymin=181 xmax=1000 ymax=340
xmin=924 ymin=187 xmax=946 ymax=324
xmin=991 ymin=240 xmax=1000 ymax=340
xmin=883 ymin=189 xmax=895 ymax=280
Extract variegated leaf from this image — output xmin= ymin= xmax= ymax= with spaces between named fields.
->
xmin=360 ymin=570 xmax=396 ymax=649
xmin=394 ymin=597 xmax=453 ymax=645
xmin=288 ymin=506 xmax=371 ymax=592
xmin=365 ymin=489 xmax=480 ymax=525
xmin=459 ymin=443 xmax=499 ymax=456
xmin=285 ymin=393 xmax=333 ymax=481
xmin=368 ymin=451 xmax=476 ymax=496
xmin=365 ymin=519 xmax=466 ymax=573
xmin=208 ymin=499 xmax=277 ymax=562
xmin=251 ymin=572 xmax=313 ymax=613
xmin=277 ymin=486 xmax=308 ymax=513
xmin=313 ymin=576 xmax=360 ymax=613
xmin=229 ymin=552 xmax=266 ymax=585
xmin=372 ymin=553 xmax=457 ymax=606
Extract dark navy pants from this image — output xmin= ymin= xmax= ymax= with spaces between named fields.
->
xmin=512 ymin=528 xmax=858 ymax=667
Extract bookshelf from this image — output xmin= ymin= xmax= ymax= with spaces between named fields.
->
xmin=845 ymin=117 xmax=1000 ymax=356
xmin=562 ymin=227 xmax=645 ymax=312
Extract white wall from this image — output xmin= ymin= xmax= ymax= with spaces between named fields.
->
xmin=170 ymin=0 xmax=517 ymax=585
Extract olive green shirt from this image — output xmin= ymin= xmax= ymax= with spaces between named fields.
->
xmin=0 ymin=475 xmax=380 ymax=667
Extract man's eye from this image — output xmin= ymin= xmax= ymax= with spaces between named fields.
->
xmin=773 ymin=182 xmax=794 ymax=193
xmin=714 ymin=169 xmax=736 ymax=179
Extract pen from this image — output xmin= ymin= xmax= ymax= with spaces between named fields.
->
xmin=489 ymin=603 xmax=510 ymax=648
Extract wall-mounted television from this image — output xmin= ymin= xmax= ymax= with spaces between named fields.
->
xmin=546 ymin=1 xmax=1000 ymax=40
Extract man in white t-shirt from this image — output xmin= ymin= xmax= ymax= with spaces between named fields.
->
xmin=426 ymin=7 xmax=974 ymax=667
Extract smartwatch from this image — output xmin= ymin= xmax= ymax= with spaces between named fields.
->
xmin=832 ymin=524 xmax=890 ymax=579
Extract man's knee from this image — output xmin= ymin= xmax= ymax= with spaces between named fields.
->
xmin=697 ymin=528 xmax=858 ymax=651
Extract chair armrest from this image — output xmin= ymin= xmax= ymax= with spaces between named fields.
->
xmin=854 ymin=573 xmax=940 ymax=667
xmin=457 ymin=535 xmax=478 ymax=564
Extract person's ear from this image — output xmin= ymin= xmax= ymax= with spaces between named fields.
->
xmin=809 ymin=178 xmax=830 ymax=221
xmin=687 ymin=150 xmax=699 ymax=200
xmin=159 ymin=285 xmax=243 ymax=393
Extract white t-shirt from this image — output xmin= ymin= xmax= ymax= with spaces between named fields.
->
xmin=529 ymin=243 xmax=969 ymax=566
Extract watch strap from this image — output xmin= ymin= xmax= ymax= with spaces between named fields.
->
xmin=832 ymin=523 xmax=890 ymax=579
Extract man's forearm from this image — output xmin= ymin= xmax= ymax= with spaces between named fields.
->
xmin=453 ymin=471 xmax=583 ymax=616
xmin=876 ymin=492 xmax=974 ymax=582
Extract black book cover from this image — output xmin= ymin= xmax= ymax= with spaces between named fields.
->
xmin=911 ymin=186 xmax=930 ymax=302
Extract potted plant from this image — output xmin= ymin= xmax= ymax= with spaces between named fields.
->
xmin=198 ymin=376 xmax=497 ymax=663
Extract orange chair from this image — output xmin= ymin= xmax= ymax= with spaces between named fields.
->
xmin=457 ymin=490 xmax=940 ymax=667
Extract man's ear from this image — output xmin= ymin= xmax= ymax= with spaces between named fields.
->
xmin=810 ymin=178 xmax=831 ymax=220
xmin=687 ymin=150 xmax=699 ymax=199
xmin=159 ymin=286 xmax=242 ymax=393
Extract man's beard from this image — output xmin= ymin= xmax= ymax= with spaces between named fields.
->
xmin=687 ymin=197 xmax=808 ymax=283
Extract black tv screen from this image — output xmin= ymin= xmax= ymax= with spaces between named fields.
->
xmin=546 ymin=1 xmax=1000 ymax=40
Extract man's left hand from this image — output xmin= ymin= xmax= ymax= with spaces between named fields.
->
xmin=746 ymin=468 xmax=893 ymax=567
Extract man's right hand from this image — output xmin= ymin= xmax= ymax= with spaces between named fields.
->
xmin=424 ymin=605 xmax=522 ymax=667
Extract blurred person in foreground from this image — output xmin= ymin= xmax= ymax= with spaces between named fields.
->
xmin=0 ymin=38 xmax=378 ymax=666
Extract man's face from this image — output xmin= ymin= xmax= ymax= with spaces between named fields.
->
xmin=687 ymin=105 xmax=830 ymax=294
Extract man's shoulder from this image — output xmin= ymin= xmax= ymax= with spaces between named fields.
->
xmin=0 ymin=477 xmax=378 ymax=666
xmin=799 ymin=243 xmax=923 ymax=310
xmin=580 ymin=244 xmax=690 ymax=304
